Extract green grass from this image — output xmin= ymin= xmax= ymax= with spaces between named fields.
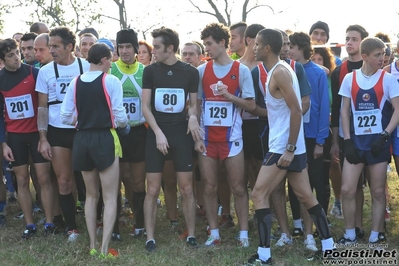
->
xmin=1 ymin=166 xmax=398 ymax=266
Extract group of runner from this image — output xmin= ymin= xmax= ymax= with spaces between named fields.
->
xmin=0 ymin=19 xmax=398 ymax=264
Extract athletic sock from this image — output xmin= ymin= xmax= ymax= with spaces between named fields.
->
xmin=345 ymin=228 xmax=356 ymax=240
xmin=59 ymin=193 xmax=77 ymax=230
xmin=239 ymin=230 xmax=248 ymax=239
xmin=257 ymin=246 xmax=271 ymax=262
xmin=255 ymin=208 xmax=272 ymax=247
xmin=210 ymin=229 xmax=220 ymax=239
xmin=293 ymin=219 xmax=303 ymax=230
xmin=369 ymin=230 xmax=379 ymax=242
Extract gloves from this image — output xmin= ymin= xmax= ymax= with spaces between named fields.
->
xmin=371 ymin=135 xmax=388 ymax=158
xmin=118 ymin=124 xmax=131 ymax=136
xmin=344 ymin=139 xmax=360 ymax=164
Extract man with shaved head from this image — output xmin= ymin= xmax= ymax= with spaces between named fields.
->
xmin=34 ymin=33 xmax=53 ymax=67
xmin=30 ymin=22 xmax=50 ymax=35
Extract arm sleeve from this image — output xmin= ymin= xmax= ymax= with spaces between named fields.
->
xmin=107 ymin=76 xmax=127 ymax=128
xmin=316 ymin=72 xmax=330 ymax=144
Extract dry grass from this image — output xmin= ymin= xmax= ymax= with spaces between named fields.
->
xmin=0 ymin=166 xmax=398 ymax=266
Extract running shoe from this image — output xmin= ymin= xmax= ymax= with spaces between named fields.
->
xmin=337 ymin=235 xmax=357 ymax=245
xmin=186 ymin=236 xmax=198 ymax=247
xmin=99 ymin=248 xmax=119 ymax=258
xmin=204 ymin=235 xmax=221 ymax=246
xmin=76 ymin=201 xmax=84 ymax=213
xmin=246 ymin=253 xmax=272 ymax=265
xmin=385 ymin=207 xmax=390 ymax=222
xmin=239 ymin=237 xmax=250 ymax=248
xmin=275 ymin=233 xmax=293 ymax=247
xmin=111 ymin=233 xmax=122 ymax=241
xmin=44 ymin=223 xmax=57 ymax=236
xmin=67 ymin=229 xmax=80 ymax=242
xmin=22 ymin=225 xmax=37 ymax=239
xmin=304 ymin=238 xmax=318 ymax=251
xmin=145 ymin=240 xmax=156 ymax=252
xmin=13 ymin=211 xmax=24 ymax=220
xmin=330 ymin=203 xmax=343 ymax=218
xmin=292 ymin=228 xmax=304 ymax=239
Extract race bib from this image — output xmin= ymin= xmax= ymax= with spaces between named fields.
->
xmin=5 ymin=94 xmax=34 ymax=120
xmin=353 ymin=109 xmax=382 ymax=135
xmin=56 ymin=77 xmax=73 ymax=101
xmin=204 ymin=101 xmax=233 ymax=127
xmin=154 ymin=88 xmax=185 ymax=113
xmin=123 ymin=97 xmax=140 ymax=121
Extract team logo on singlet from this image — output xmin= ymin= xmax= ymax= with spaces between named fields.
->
xmin=167 ymin=71 xmax=173 ymax=75
xmin=362 ymin=93 xmax=370 ymax=101
xmin=230 ymin=75 xmax=236 ymax=80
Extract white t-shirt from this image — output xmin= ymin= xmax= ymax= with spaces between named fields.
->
xmin=35 ymin=58 xmax=90 ymax=128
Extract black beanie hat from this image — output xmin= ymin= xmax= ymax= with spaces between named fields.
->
xmin=116 ymin=29 xmax=139 ymax=56
xmin=309 ymin=21 xmax=330 ymax=42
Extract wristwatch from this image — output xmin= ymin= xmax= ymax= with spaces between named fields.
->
xmin=286 ymin=143 xmax=296 ymax=152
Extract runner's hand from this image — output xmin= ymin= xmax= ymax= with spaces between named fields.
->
xmin=277 ymin=151 xmax=294 ymax=167
xmin=187 ymin=115 xmax=203 ymax=142
xmin=156 ymin=131 xmax=169 ymax=155
xmin=38 ymin=139 xmax=52 ymax=161
xmin=2 ymin=143 xmax=15 ymax=162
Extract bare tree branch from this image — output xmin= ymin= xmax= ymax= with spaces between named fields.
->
xmin=188 ymin=0 xmax=227 ymax=25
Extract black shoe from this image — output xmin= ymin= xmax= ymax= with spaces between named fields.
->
xmin=186 ymin=237 xmax=197 ymax=247
xmin=247 ymin=253 xmax=272 ymax=265
xmin=111 ymin=233 xmax=122 ymax=241
xmin=145 ymin=240 xmax=156 ymax=252
xmin=6 ymin=162 xmax=13 ymax=172
xmin=378 ymin=232 xmax=386 ymax=244
xmin=22 ymin=226 xmax=37 ymax=239
xmin=292 ymin=228 xmax=304 ymax=239
xmin=44 ymin=223 xmax=57 ymax=236
xmin=337 ymin=235 xmax=357 ymax=245
xmin=355 ymin=227 xmax=364 ymax=240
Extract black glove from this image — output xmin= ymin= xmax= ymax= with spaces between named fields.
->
xmin=370 ymin=131 xmax=389 ymax=158
xmin=117 ymin=124 xmax=131 ymax=136
xmin=344 ymin=139 xmax=360 ymax=164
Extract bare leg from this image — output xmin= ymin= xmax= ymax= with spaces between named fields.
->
xmin=177 ymin=171 xmax=196 ymax=237
xmin=99 ymin=157 xmax=120 ymax=254
xmin=82 ymin=169 xmax=100 ymax=250
xmin=144 ymin=173 xmax=162 ymax=241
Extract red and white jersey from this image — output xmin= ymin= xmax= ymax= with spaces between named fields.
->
xmin=198 ymin=60 xmax=255 ymax=142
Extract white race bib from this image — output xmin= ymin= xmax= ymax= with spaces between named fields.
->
xmin=154 ymin=88 xmax=185 ymax=113
xmin=5 ymin=94 xmax=34 ymax=120
xmin=56 ymin=77 xmax=73 ymax=101
xmin=353 ymin=109 xmax=382 ymax=135
xmin=204 ymin=101 xmax=233 ymax=127
xmin=123 ymin=97 xmax=140 ymax=122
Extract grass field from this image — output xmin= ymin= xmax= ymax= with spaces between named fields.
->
xmin=0 ymin=166 xmax=398 ymax=266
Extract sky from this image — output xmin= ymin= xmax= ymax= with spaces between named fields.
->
xmin=1 ymin=0 xmax=399 ymax=49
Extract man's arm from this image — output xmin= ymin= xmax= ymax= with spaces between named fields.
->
xmin=187 ymin=92 xmax=202 ymax=142
xmin=341 ymin=96 xmax=351 ymax=140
